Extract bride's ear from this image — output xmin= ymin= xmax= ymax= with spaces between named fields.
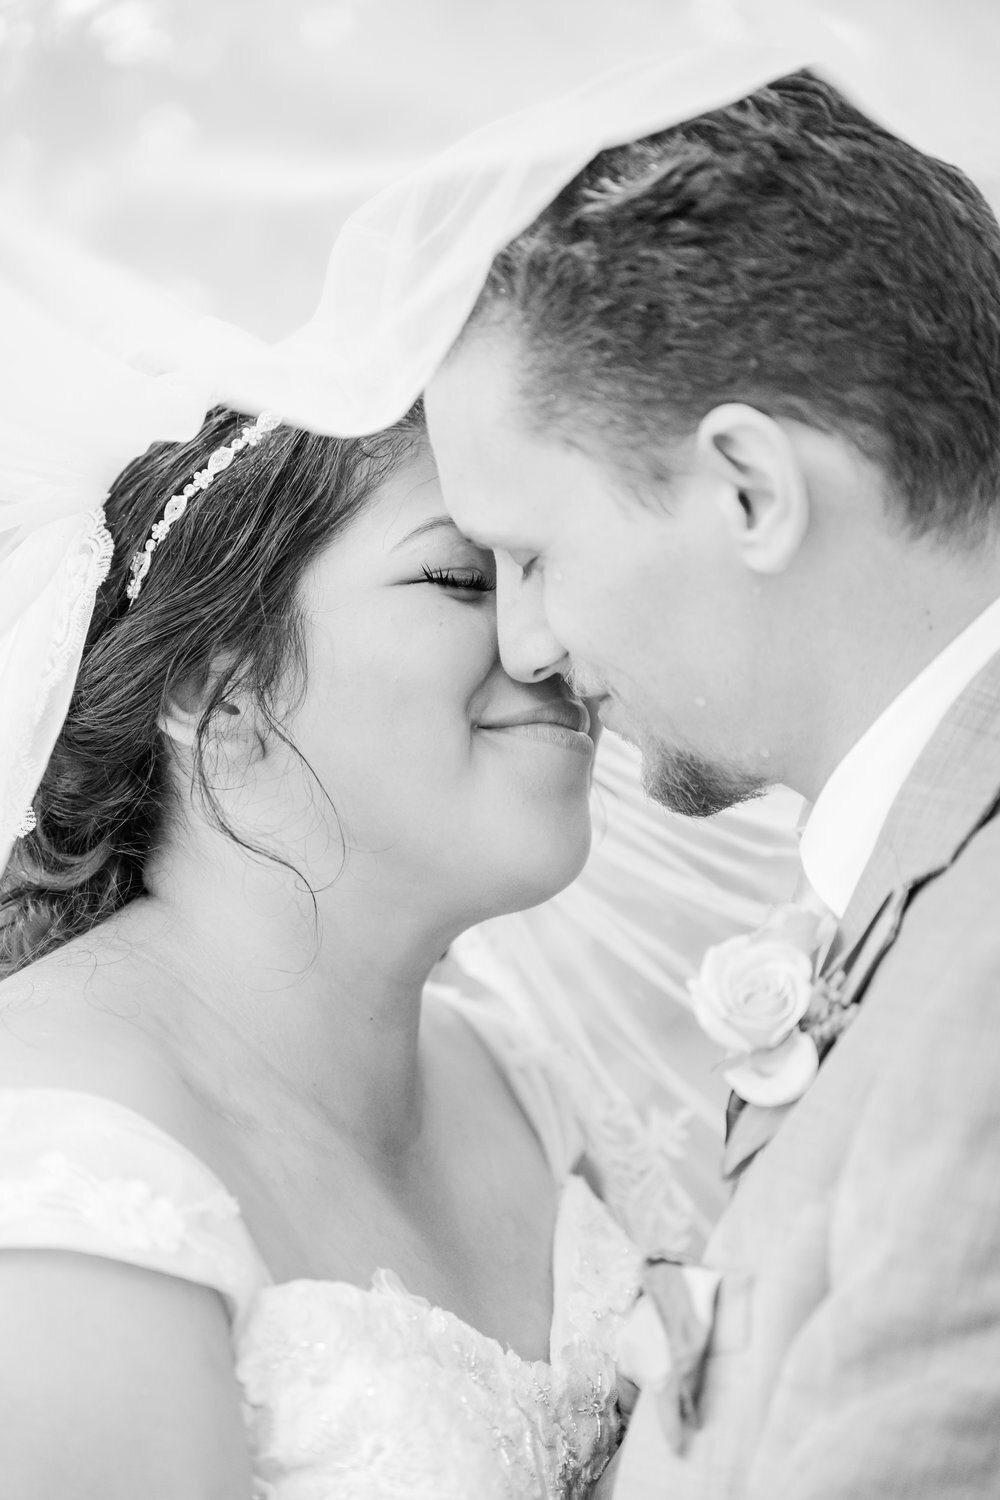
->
xmin=695 ymin=403 xmax=809 ymax=574
xmin=158 ymin=657 xmax=248 ymax=751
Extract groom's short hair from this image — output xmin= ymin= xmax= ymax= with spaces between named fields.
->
xmin=466 ymin=71 xmax=1000 ymax=538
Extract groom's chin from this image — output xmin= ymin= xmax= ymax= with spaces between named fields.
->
xmin=641 ymin=745 xmax=766 ymax=819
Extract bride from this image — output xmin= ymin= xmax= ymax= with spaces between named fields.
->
xmin=0 ymin=399 xmax=690 ymax=1498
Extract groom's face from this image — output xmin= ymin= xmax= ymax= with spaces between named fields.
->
xmin=426 ymin=340 xmax=774 ymax=815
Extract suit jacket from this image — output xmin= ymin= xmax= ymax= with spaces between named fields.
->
xmin=615 ymin=647 xmax=1000 ymax=1499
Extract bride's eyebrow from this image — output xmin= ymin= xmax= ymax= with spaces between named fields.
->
xmin=391 ymin=516 xmax=474 ymax=548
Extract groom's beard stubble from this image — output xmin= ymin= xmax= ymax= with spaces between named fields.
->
xmin=564 ymin=667 xmax=767 ymax=817
xmin=641 ymin=742 xmax=766 ymax=818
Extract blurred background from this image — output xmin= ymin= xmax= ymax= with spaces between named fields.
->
xmin=3 ymin=0 xmax=999 ymax=340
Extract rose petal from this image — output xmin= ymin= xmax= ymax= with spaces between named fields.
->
xmin=724 ymin=1029 xmax=820 ymax=1107
xmin=688 ymin=972 xmax=756 ymax=1053
xmin=689 ymin=935 xmax=764 ymax=1049
xmin=733 ymin=943 xmax=815 ymax=1036
xmin=693 ymin=938 xmax=814 ymax=1046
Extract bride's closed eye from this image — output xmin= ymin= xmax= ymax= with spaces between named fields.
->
xmin=420 ymin=564 xmax=496 ymax=595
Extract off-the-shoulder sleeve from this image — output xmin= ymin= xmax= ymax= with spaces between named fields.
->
xmin=0 ymin=1088 xmax=271 ymax=1327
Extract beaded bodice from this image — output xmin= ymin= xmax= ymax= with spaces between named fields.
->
xmin=237 ymin=1173 xmax=640 ymax=1500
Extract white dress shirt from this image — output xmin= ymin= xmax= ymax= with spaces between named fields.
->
xmin=800 ymin=594 xmax=1000 ymax=919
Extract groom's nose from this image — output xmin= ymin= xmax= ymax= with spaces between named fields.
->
xmin=495 ymin=552 xmax=570 ymax=683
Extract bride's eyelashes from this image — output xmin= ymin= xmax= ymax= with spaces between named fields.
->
xmin=419 ymin=564 xmax=497 ymax=595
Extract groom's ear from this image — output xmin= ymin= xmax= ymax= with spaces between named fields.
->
xmin=695 ymin=404 xmax=809 ymax=574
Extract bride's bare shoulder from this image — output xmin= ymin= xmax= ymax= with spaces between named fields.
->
xmin=0 ymin=925 xmax=211 ymax=1156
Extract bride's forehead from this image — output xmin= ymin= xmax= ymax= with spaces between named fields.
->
xmin=365 ymin=469 xmax=494 ymax=559
xmin=359 ymin=446 xmax=440 ymax=522
xmin=317 ymin=455 xmax=472 ymax=570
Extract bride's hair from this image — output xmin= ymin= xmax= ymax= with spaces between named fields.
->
xmin=0 ymin=403 xmax=425 ymax=978
xmin=464 ymin=70 xmax=1000 ymax=541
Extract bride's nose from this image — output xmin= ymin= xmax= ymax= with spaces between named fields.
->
xmin=494 ymin=552 xmax=570 ymax=684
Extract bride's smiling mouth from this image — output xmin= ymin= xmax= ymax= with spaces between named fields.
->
xmin=475 ymin=699 xmax=594 ymax=755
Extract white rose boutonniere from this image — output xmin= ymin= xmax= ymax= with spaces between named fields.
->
xmin=689 ymin=904 xmax=845 ymax=1108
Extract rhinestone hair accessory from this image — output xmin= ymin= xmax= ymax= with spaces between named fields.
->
xmin=125 ymin=409 xmax=281 ymax=606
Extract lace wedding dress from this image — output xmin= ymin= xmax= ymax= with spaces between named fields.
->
xmin=0 ymin=996 xmax=693 ymax=1500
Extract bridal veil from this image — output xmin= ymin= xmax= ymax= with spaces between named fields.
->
xmin=3 ymin=10 xmax=997 ymax=1217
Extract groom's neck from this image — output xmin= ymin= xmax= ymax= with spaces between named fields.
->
xmin=788 ymin=529 xmax=1000 ymax=801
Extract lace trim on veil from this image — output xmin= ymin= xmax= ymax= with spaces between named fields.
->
xmin=8 ymin=507 xmax=113 ymax=837
xmin=503 ymin=1016 xmax=696 ymax=1258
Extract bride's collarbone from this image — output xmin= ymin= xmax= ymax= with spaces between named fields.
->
xmin=1 ymin=942 xmax=560 ymax=1360
xmin=219 ymin=1090 xmax=559 ymax=1362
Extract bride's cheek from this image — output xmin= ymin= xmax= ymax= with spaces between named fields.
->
xmin=426 ymin=602 xmax=498 ymax=674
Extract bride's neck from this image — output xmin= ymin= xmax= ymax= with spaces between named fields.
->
xmin=132 ymin=818 xmax=457 ymax=1157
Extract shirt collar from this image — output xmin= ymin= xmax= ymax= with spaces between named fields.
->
xmin=800 ymin=595 xmax=1000 ymax=919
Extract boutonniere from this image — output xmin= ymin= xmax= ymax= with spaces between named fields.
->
xmin=689 ymin=903 xmax=858 ymax=1107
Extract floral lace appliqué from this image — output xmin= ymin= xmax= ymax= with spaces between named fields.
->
xmin=492 ymin=1010 xmax=696 ymax=1259
xmin=0 ymin=1150 xmax=243 ymax=1287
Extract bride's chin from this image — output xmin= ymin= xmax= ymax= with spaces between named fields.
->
xmin=482 ymin=831 xmax=593 ymax=917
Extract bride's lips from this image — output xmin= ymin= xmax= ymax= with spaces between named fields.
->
xmin=476 ymin=699 xmax=594 ymax=754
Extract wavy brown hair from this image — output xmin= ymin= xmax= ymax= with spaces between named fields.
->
xmin=0 ymin=403 xmax=425 ymax=978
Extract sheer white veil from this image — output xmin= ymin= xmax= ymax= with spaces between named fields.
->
xmin=0 ymin=278 xmax=209 ymax=877
xmin=176 ymin=31 xmax=889 ymax=434
xmin=3 ymin=14 xmax=998 ymax=1226
xmin=170 ymin=6 xmax=999 ymax=438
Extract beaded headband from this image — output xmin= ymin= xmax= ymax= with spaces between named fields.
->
xmin=125 ymin=409 xmax=281 ymax=606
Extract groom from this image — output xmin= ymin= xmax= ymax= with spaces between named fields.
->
xmin=425 ymin=71 xmax=1000 ymax=1497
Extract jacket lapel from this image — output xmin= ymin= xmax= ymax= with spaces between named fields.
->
xmin=834 ymin=645 xmax=1000 ymax=969
xmin=723 ymin=646 xmax=1000 ymax=1182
